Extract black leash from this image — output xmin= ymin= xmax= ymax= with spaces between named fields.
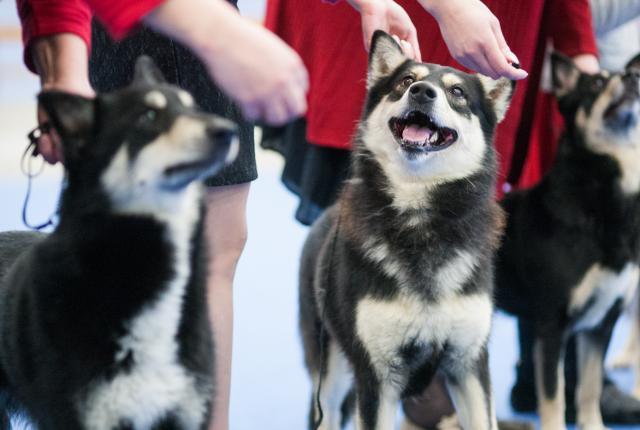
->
xmin=313 ymin=207 xmax=342 ymax=430
xmin=22 ymin=123 xmax=57 ymax=231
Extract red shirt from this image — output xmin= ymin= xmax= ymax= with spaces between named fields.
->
xmin=17 ymin=0 xmax=164 ymax=72
xmin=265 ymin=0 xmax=598 ymax=190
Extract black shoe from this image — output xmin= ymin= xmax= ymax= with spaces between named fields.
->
xmin=510 ymin=377 xmax=640 ymax=425
xmin=599 ymin=379 xmax=640 ymax=424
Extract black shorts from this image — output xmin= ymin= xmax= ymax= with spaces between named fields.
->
xmin=262 ymin=120 xmax=351 ymax=225
xmin=88 ymin=19 xmax=257 ymax=187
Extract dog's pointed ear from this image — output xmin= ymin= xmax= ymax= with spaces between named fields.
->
xmin=477 ymin=75 xmax=514 ymax=123
xmin=133 ymin=55 xmax=166 ymax=85
xmin=38 ymin=91 xmax=95 ymax=141
xmin=625 ymin=52 xmax=640 ymax=73
xmin=368 ymin=30 xmax=407 ymax=89
xmin=551 ymin=52 xmax=581 ymax=97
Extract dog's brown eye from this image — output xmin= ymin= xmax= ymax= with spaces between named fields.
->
xmin=450 ymin=86 xmax=465 ymax=97
xmin=402 ymin=76 xmax=415 ymax=87
xmin=140 ymin=109 xmax=157 ymax=123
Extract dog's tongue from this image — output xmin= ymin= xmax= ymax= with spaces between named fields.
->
xmin=402 ymin=125 xmax=432 ymax=142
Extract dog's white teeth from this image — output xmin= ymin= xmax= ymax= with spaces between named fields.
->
xmin=429 ymin=131 xmax=439 ymax=144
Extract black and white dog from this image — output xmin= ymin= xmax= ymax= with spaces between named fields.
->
xmin=495 ymin=52 xmax=640 ymax=430
xmin=0 ymin=57 xmax=237 ymax=429
xmin=299 ymin=31 xmax=513 ymax=430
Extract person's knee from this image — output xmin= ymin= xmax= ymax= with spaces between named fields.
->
xmin=204 ymin=183 xmax=251 ymax=282
xmin=208 ymin=220 xmax=248 ymax=269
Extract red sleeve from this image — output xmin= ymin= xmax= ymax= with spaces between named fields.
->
xmin=17 ymin=0 xmax=92 ymax=73
xmin=86 ymin=0 xmax=166 ymax=40
xmin=548 ymin=0 xmax=598 ymax=58
xmin=18 ymin=0 xmax=165 ymax=74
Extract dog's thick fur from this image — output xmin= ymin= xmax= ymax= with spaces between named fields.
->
xmin=494 ymin=53 xmax=640 ymax=430
xmin=299 ymin=31 xmax=514 ymax=430
xmin=0 ymin=57 xmax=238 ymax=430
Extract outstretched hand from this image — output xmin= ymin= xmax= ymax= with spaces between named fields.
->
xmin=349 ymin=0 xmax=421 ymax=61
xmin=420 ymin=0 xmax=528 ymax=80
xmin=203 ymin=18 xmax=309 ymax=125
xmin=146 ymin=0 xmax=308 ymax=126
xmin=31 ymin=34 xmax=95 ymax=165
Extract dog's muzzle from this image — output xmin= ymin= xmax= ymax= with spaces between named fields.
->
xmin=604 ymin=72 xmax=640 ymax=130
xmin=389 ymin=110 xmax=458 ymax=154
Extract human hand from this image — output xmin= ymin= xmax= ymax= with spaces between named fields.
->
xmin=348 ymin=0 xmax=421 ymax=61
xmin=146 ymin=0 xmax=308 ymax=126
xmin=419 ymin=0 xmax=528 ymax=80
xmin=31 ymin=34 xmax=94 ymax=164
xmin=572 ymin=53 xmax=600 ymax=74
xmin=203 ymin=19 xmax=309 ymax=125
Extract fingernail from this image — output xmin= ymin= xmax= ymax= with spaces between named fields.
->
xmin=506 ymin=50 xmax=520 ymax=66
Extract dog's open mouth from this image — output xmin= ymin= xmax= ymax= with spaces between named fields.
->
xmin=389 ymin=111 xmax=458 ymax=153
xmin=162 ymin=157 xmax=226 ymax=190
xmin=164 ymin=160 xmax=214 ymax=177
xmin=604 ymin=94 xmax=640 ymax=130
xmin=162 ymin=139 xmax=236 ymax=190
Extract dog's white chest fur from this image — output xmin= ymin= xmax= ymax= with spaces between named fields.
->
xmin=355 ymin=292 xmax=492 ymax=380
xmin=570 ymin=262 xmax=638 ymax=331
xmin=81 ymin=187 xmax=207 ymax=430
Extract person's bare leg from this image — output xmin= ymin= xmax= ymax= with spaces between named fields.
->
xmin=204 ymin=183 xmax=251 ymax=430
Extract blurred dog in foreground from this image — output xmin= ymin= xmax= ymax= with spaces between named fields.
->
xmin=0 ymin=56 xmax=237 ymax=429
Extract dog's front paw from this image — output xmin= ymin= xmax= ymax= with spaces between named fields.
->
xmin=540 ymin=425 xmax=567 ymax=430
xmin=400 ymin=417 xmax=427 ymax=430
xmin=578 ymin=423 xmax=609 ymax=430
xmin=539 ymin=421 xmax=567 ymax=430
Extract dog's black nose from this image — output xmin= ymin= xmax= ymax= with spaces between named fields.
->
xmin=624 ymin=70 xmax=640 ymax=83
xmin=409 ymin=82 xmax=437 ymax=102
xmin=623 ymin=71 xmax=640 ymax=96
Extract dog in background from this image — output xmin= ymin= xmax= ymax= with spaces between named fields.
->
xmin=299 ymin=30 xmax=514 ymax=430
xmin=0 ymin=56 xmax=237 ymax=429
xmin=495 ymin=52 xmax=640 ymax=430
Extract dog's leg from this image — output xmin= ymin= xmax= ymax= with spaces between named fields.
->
xmin=575 ymin=332 xmax=606 ymax=430
xmin=311 ymin=341 xmax=353 ymax=430
xmin=534 ymin=329 xmax=567 ymax=430
xmin=576 ymin=303 xmax=622 ymax=430
xmin=353 ymin=367 xmax=397 ymax=430
xmin=444 ymin=349 xmax=497 ymax=430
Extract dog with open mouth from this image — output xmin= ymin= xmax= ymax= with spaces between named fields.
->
xmin=0 ymin=56 xmax=237 ymax=429
xmin=495 ymin=52 xmax=640 ymax=430
xmin=298 ymin=31 xmax=514 ymax=430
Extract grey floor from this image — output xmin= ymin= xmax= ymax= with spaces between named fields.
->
xmin=0 ymin=1 xmax=637 ymax=429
